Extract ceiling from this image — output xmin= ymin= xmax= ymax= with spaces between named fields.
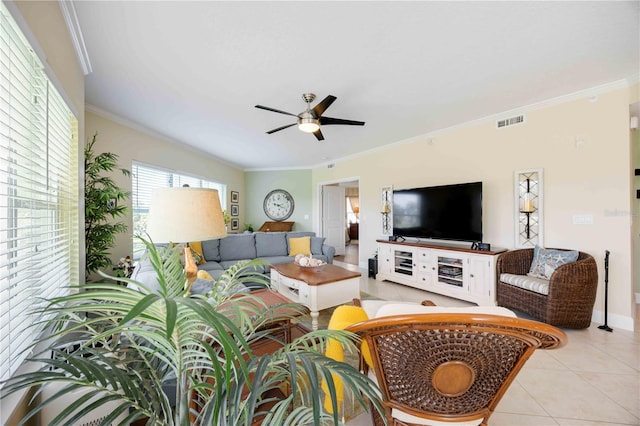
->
xmin=74 ymin=1 xmax=639 ymax=171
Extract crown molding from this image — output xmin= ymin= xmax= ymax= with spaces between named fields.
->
xmin=85 ymin=103 xmax=243 ymax=170
xmin=313 ymin=78 xmax=637 ymax=170
xmin=59 ymin=0 xmax=92 ymax=75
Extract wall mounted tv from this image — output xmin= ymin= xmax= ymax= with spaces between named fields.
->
xmin=392 ymin=182 xmax=482 ymax=242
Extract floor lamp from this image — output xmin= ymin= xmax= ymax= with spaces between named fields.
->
xmin=146 ymin=187 xmax=227 ymax=292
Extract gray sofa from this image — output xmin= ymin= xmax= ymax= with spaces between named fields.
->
xmin=130 ymin=231 xmax=335 ymax=293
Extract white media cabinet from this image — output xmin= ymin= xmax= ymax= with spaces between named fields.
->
xmin=376 ymin=240 xmax=506 ymax=306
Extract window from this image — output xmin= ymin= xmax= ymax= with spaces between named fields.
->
xmin=0 ymin=3 xmax=79 ymax=387
xmin=131 ymin=162 xmax=226 ymax=257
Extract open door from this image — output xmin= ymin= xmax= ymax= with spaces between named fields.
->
xmin=322 ymin=185 xmax=346 ymax=256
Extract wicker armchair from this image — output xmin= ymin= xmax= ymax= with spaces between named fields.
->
xmin=496 ymin=248 xmax=598 ymax=329
xmin=347 ymin=313 xmax=567 ymax=426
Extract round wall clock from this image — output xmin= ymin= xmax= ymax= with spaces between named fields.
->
xmin=263 ymin=189 xmax=295 ymax=221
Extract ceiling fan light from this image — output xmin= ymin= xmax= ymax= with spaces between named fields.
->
xmin=298 ymin=117 xmax=320 ymax=133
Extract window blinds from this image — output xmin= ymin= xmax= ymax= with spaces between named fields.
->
xmin=0 ymin=3 xmax=79 ymax=387
xmin=131 ymin=162 xmax=225 ymax=257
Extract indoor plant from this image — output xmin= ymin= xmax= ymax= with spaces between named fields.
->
xmin=3 ymin=238 xmax=382 ymax=425
xmin=84 ymin=132 xmax=130 ymax=280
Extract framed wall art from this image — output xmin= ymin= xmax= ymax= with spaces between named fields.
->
xmin=230 ymin=204 xmax=239 ymax=216
xmin=231 ymin=191 xmax=239 ymax=203
xmin=231 ymin=218 xmax=239 ymax=231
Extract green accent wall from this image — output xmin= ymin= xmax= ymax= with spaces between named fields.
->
xmin=245 ymin=170 xmax=313 ymax=232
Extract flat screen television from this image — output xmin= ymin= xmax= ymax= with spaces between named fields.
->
xmin=392 ymin=182 xmax=482 ymax=242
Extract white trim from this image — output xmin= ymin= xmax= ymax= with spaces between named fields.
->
xmin=591 ymin=309 xmax=635 ymax=332
xmin=2 ymin=1 xmax=81 ymax=118
xmin=86 ymin=103 xmax=242 ymax=170
xmin=248 ymin=78 xmax=639 ymax=172
xmin=315 ymin=176 xmax=360 ymax=236
xmin=89 ymin=75 xmax=639 ymax=173
xmin=59 ymin=0 xmax=92 ymax=75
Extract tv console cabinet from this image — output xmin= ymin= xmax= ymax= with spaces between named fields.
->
xmin=376 ymin=240 xmax=506 ymax=306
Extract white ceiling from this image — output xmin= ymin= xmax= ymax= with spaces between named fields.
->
xmin=74 ymin=1 xmax=639 ymax=170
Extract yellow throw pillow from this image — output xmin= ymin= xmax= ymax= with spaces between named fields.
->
xmin=289 ymin=236 xmax=311 ymax=256
xmin=190 ymin=241 xmax=206 ymax=265
xmin=197 ymin=270 xmax=213 ymax=281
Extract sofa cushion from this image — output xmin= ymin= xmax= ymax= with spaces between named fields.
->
xmin=311 ymin=237 xmax=325 ymax=255
xmin=201 ymin=239 xmax=221 ymax=262
xmin=528 ymin=246 xmax=578 ymax=279
xmin=286 ymin=232 xmax=314 ymax=251
xmin=198 ymin=261 xmax=224 ymax=272
xmin=219 ymin=234 xmax=256 ymax=261
xmin=190 ymin=241 xmax=206 ymax=264
xmin=220 ymin=260 xmax=267 ymax=274
xmin=501 ymin=273 xmax=550 ymax=295
xmin=289 ymin=236 xmax=311 ymax=256
xmin=255 ymin=232 xmax=288 ymax=257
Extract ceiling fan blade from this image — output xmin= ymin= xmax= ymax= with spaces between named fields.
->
xmin=312 ymin=95 xmax=337 ymax=117
xmin=313 ymin=129 xmax=324 ymax=141
xmin=320 ymin=116 xmax=365 ymax=126
xmin=255 ymin=105 xmax=298 ymax=117
xmin=266 ymin=123 xmax=297 ymax=134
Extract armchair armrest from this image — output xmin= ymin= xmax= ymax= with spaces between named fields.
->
xmin=322 ymin=244 xmax=335 ymax=264
xmin=547 ymin=253 xmax=598 ymax=300
xmin=496 ymin=249 xmax=535 ymax=276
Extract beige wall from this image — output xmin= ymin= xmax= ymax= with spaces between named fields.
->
xmin=86 ymin=111 xmax=245 ymax=266
xmin=313 ymin=86 xmax=636 ymax=330
xmin=245 ymin=170 xmax=313 ymax=232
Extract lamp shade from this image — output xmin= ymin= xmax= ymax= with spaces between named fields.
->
xmin=146 ymin=188 xmax=227 ymax=243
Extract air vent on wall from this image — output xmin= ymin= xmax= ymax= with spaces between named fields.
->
xmin=496 ymin=114 xmax=525 ymax=129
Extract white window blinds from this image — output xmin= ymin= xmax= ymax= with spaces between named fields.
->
xmin=0 ymin=3 xmax=79 ymax=387
xmin=131 ymin=162 xmax=225 ymax=257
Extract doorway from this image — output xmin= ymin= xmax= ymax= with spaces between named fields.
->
xmin=320 ymin=178 xmax=360 ymax=266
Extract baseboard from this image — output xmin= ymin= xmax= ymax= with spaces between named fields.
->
xmin=591 ymin=309 xmax=635 ymax=332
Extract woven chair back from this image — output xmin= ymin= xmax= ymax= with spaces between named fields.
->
xmin=347 ymin=313 xmax=567 ymax=425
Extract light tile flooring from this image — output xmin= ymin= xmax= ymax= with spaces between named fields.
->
xmin=334 ymin=261 xmax=640 ymax=426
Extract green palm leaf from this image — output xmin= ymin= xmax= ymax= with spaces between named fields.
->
xmin=2 ymin=237 xmax=383 ymax=425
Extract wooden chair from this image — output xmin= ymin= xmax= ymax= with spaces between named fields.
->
xmin=347 ymin=313 xmax=567 ymax=426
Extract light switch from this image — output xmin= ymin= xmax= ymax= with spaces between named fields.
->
xmin=573 ymin=214 xmax=593 ymax=225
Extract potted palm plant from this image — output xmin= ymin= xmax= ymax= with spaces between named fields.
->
xmin=2 ymin=238 xmax=382 ymax=425
xmin=84 ymin=132 xmax=130 ymax=280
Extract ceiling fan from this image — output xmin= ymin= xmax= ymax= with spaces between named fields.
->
xmin=255 ymin=93 xmax=365 ymax=141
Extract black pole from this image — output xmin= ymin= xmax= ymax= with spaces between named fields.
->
xmin=598 ymin=250 xmax=613 ymax=332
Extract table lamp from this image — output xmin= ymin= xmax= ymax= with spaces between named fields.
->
xmin=146 ymin=187 xmax=227 ymax=291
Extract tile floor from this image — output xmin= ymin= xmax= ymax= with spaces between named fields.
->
xmin=333 ymin=261 xmax=640 ymax=426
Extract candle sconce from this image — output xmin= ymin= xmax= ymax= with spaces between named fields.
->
xmin=515 ymin=169 xmax=543 ymax=248
xmin=520 ymin=179 xmax=536 ymax=239
xmin=381 ymin=185 xmax=393 ymax=235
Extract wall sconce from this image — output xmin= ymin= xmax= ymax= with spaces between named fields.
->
xmin=520 ymin=180 xmax=536 ymax=239
xmin=381 ymin=186 xmax=392 ymax=235
xmin=515 ymin=169 xmax=543 ymax=248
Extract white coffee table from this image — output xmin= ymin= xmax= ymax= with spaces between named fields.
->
xmin=270 ymin=263 xmax=361 ymax=330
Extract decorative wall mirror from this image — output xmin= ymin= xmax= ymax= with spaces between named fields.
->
xmin=514 ymin=169 xmax=543 ymax=248
xmin=381 ymin=185 xmax=393 ymax=235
